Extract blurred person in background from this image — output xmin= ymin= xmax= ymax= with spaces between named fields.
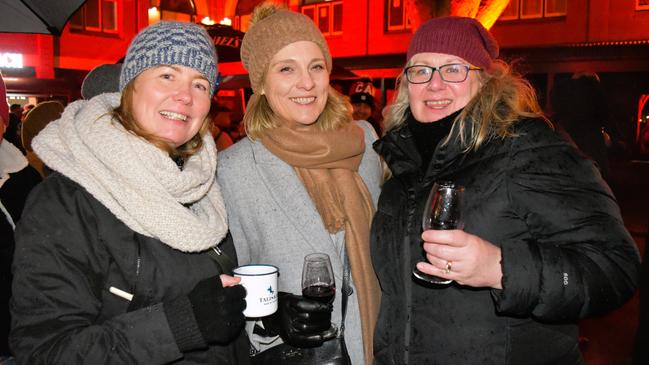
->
xmin=0 ymin=73 xmax=41 ymax=365
xmin=371 ymin=16 xmax=639 ymax=364
xmin=218 ymin=4 xmax=382 ymax=364
xmin=21 ymin=105 xmax=34 ymax=119
xmin=639 ymin=122 xmax=649 ymax=155
xmin=10 ymin=21 xmax=248 ymax=364
xmin=4 ymin=104 xmax=23 ymax=154
xmin=350 ymin=78 xmax=382 ymax=136
xmin=634 ymin=121 xmax=649 ymax=365
xmin=550 ymin=73 xmax=611 ymax=180
xmin=634 ymin=232 xmax=649 ymax=365
xmin=210 ymin=103 xmax=234 ymax=151
xmin=19 ymin=101 xmax=64 ymax=178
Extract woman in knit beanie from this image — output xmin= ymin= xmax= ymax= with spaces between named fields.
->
xmin=218 ymin=3 xmax=382 ymax=365
xmin=371 ymin=16 xmax=639 ymax=364
xmin=10 ymin=21 xmax=250 ymax=364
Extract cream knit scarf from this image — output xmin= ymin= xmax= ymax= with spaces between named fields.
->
xmin=32 ymin=93 xmax=228 ymax=252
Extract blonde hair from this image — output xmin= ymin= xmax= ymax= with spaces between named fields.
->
xmin=383 ymin=59 xmax=547 ymax=151
xmin=241 ymin=3 xmax=332 ymax=94
xmin=112 ymin=81 xmax=212 ymax=159
xmin=244 ymin=85 xmax=352 ymax=140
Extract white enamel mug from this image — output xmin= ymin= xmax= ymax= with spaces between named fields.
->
xmin=232 ymin=264 xmax=279 ymax=317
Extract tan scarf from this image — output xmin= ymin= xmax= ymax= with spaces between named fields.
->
xmin=262 ymin=122 xmax=380 ymax=365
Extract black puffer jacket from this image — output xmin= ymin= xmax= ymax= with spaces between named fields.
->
xmin=0 ymin=162 xmax=41 ymax=355
xmin=371 ymin=117 xmax=640 ymax=364
xmin=10 ymin=173 xmax=249 ymax=364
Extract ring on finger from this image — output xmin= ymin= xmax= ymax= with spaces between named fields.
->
xmin=444 ymin=261 xmax=452 ymax=274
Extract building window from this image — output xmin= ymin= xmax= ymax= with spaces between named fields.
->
xmin=69 ymin=0 xmax=120 ymax=34
xmin=301 ymin=0 xmax=343 ymax=37
xmin=499 ymin=0 xmax=566 ymax=21
xmin=157 ymin=0 xmax=195 ymax=22
xmin=637 ymin=0 xmax=649 ymax=11
xmin=545 ymin=0 xmax=568 ymax=17
xmin=385 ymin=0 xmax=411 ymax=32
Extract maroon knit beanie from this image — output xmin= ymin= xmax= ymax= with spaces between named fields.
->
xmin=0 ymin=72 xmax=8 ymax=126
xmin=407 ymin=16 xmax=499 ymax=70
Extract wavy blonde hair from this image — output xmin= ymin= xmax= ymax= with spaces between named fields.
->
xmin=383 ymin=59 xmax=547 ymax=151
xmin=244 ymin=85 xmax=352 ymax=140
xmin=112 ymin=81 xmax=212 ymax=159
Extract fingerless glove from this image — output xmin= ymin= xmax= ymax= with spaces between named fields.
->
xmin=165 ymin=276 xmax=246 ymax=352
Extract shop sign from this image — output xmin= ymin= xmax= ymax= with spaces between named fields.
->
xmin=0 ymin=53 xmax=23 ymax=68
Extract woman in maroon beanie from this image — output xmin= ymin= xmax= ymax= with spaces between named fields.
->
xmin=371 ymin=16 xmax=639 ymax=364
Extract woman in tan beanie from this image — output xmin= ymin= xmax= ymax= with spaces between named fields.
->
xmin=218 ymin=4 xmax=382 ymax=365
xmin=372 ymin=16 xmax=639 ymax=364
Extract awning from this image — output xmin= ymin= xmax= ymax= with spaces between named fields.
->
xmin=235 ymin=0 xmax=265 ymax=15
xmin=204 ymin=24 xmax=244 ymax=63
xmin=160 ymin=0 xmax=196 ymax=15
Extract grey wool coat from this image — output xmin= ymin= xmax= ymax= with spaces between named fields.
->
xmin=217 ymin=121 xmax=382 ymax=365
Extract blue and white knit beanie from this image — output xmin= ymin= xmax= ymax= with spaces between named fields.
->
xmin=119 ymin=21 xmax=218 ymax=96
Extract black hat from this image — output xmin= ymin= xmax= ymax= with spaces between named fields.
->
xmin=81 ymin=64 xmax=122 ymax=99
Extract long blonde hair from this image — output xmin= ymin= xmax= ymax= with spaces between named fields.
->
xmin=112 ymin=81 xmax=212 ymax=159
xmin=383 ymin=59 xmax=547 ymax=151
xmin=244 ymin=85 xmax=352 ymax=140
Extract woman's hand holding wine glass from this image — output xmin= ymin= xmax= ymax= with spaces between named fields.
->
xmin=413 ymin=182 xmax=464 ymax=284
xmin=259 ymin=253 xmax=337 ymax=348
xmin=417 ymin=229 xmax=503 ymax=289
xmin=413 ymin=181 xmax=502 ymax=288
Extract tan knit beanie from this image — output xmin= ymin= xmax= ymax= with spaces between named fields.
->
xmin=240 ymin=5 xmax=332 ymax=94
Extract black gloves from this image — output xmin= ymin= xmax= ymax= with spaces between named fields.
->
xmin=261 ymin=292 xmax=337 ymax=348
xmin=165 ymin=276 xmax=246 ymax=352
xmin=189 ymin=276 xmax=247 ymax=343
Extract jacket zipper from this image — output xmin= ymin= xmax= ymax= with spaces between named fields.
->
xmin=132 ymin=239 xmax=142 ymax=294
xmin=402 ymin=185 xmax=418 ymax=364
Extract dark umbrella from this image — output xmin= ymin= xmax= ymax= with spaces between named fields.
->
xmin=0 ymin=0 xmax=86 ymax=35
xmin=204 ymin=24 xmax=245 ymax=63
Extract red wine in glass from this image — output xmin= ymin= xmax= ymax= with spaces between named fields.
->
xmin=302 ymin=253 xmax=336 ymax=304
xmin=302 ymin=284 xmax=336 ymax=304
xmin=413 ymin=181 xmax=465 ymax=285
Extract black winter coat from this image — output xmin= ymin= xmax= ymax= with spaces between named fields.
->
xmin=0 ymin=164 xmax=41 ymax=355
xmin=371 ymin=118 xmax=640 ymax=365
xmin=10 ymin=173 xmax=249 ymax=364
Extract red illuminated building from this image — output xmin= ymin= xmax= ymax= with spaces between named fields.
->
xmin=1 ymin=0 xmax=649 ymax=150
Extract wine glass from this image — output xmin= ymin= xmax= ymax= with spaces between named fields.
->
xmin=302 ymin=253 xmax=336 ymax=304
xmin=413 ymin=181 xmax=465 ymax=285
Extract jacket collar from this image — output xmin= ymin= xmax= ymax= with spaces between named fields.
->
xmin=374 ymin=112 xmax=473 ymax=185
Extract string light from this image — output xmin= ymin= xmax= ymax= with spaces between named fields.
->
xmin=201 ymin=16 xmax=216 ymax=25
xmin=148 ymin=6 xmax=160 ymax=24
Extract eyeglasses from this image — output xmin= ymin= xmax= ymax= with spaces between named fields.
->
xmin=404 ymin=64 xmax=482 ymax=84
